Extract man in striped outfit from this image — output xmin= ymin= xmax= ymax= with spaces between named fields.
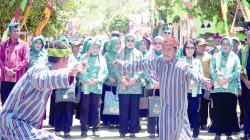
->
xmin=0 ymin=41 xmax=88 ymax=139
xmin=114 ymin=37 xmax=214 ymax=140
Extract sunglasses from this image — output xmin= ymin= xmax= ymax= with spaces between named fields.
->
xmin=127 ymin=39 xmax=135 ymax=43
xmin=186 ymin=47 xmax=195 ymax=50
xmin=163 ymin=32 xmax=171 ymax=35
xmin=154 ymin=42 xmax=162 ymax=45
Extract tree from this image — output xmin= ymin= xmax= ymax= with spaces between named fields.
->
xmin=154 ymin=0 xmax=245 ymax=31
xmin=0 ymin=0 xmax=83 ymax=38
xmin=77 ymin=0 xmax=145 ymax=35
xmin=108 ymin=12 xmax=130 ymax=34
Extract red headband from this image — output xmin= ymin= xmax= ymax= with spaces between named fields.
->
xmin=163 ymin=37 xmax=180 ymax=48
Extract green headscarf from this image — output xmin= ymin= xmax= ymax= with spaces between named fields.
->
xmin=101 ymin=40 xmax=110 ymax=55
xmin=31 ymin=35 xmax=45 ymax=56
xmin=135 ymin=39 xmax=148 ymax=55
xmin=214 ymin=45 xmax=222 ymax=52
xmin=87 ymin=39 xmax=101 ymax=57
xmin=221 ymin=37 xmax=233 ymax=59
xmin=124 ymin=33 xmax=137 ymax=50
xmin=57 ymin=34 xmax=66 ymax=40
xmin=108 ymin=37 xmax=120 ymax=54
xmin=153 ymin=36 xmax=164 ymax=54
xmin=81 ymin=38 xmax=92 ymax=54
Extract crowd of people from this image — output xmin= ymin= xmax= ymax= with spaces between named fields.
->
xmin=0 ymin=22 xmax=249 ymax=140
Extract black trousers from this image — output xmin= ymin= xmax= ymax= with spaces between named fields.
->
xmin=54 ymin=101 xmax=74 ymax=133
xmin=75 ymin=85 xmax=81 ymax=120
xmin=147 ymin=89 xmax=160 ymax=134
xmin=49 ymin=91 xmax=56 ymax=127
xmin=200 ymin=89 xmax=210 ymax=126
xmin=187 ymin=93 xmax=201 ymax=136
xmin=211 ymin=93 xmax=237 ymax=136
xmin=80 ymin=93 xmax=101 ymax=132
xmin=238 ymin=95 xmax=245 ymax=125
xmin=119 ymin=94 xmax=140 ymax=134
xmin=101 ymin=84 xmax=119 ymax=125
xmin=0 ymin=81 xmax=16 ymax=105
xmin=242 ymin=90 xmax=250 ymax=135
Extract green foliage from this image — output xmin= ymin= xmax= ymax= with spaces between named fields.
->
xmin=78 ymin=0 xmax=144 ymax=35
xmin=0 ymin=0 xmax=82 ymax=38
xmin=108 ymin=12 xmax=130 ymax=34
xmin=154 ymin=0 xmax=243 ymax=26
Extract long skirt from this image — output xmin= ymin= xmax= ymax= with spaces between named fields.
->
xmin=159 ymin=102 xmax=192 ymax=139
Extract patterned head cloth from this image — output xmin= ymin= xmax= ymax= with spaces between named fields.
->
xmin=48 ymin=41 xmax=71 ymax=57
xmin=9 ymin=23 xmax=20 ymax=31
xmin=163 ymin=37 xmax=180 ymax=48
xmin=213 ymin=33 xmax=223 ymax=39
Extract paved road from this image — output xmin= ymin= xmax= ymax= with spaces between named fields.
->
xmin=0 ymin=97 xmax=245 ymax=140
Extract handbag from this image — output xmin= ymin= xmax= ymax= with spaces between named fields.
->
xmin=139 ymin=88 xmax=149 ymax=109
xmin=103 ymin=86 xmax=119 ymax=115
xmin=203 ymin=90 xmax=212 ymax=100
xmin=148 ymin=89 xmax=161 ymax=117
xmin=55 ymin=79 xmax=81 ymax=103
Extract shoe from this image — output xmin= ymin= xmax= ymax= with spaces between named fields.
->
xmin=149 ymin=134 xmax=155 ymax=139
xmin=93 ymin=131 xmax=100 ymax=137
xmin=208 ymin=128 xmax=215 ymax=133
xmin=64 ymin=134 xmax=71 ymax=138
xmin=81 ymin=131 xmax=87 ymax=137
xmin=55 ymin=133 xmax=64 ymax=138
xmin=214 ymin=136 xmax=221 ymax=140
xmin=109 ymin=125 xmax=114 ymax=129
xmin=192 ymin=134 xmax=198 ymax=139
xmin=241 ymin=134 xmax=250 ymax=140
xmin=200 ymin=125 xmax=208 ymax=131
xmin=240 ymin=124 xmax=245 ymax=130
xmin=120 ymin=134 xmax=126 ymax=137
xmin=232 ymin=131 xmax=239 ymax=135
xmin=116 ymin=124 xmax=119 ymax=129
xmin=226 ymin=136 xmax=233 ymax=140
xmin=130 ymin=134 xmax=136 ymax=138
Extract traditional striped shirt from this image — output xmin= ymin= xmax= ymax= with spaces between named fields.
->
xmin=119 ymin=56 xmax=213 ymax=140
xmin=0 ymin=62 xmax=73 ymax=140
xmin=0 ymin=38 xmax=30 ymax=83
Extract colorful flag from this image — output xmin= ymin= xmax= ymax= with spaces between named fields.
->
xmin=20 ymin=1 xmax=33 ymax=30
xmin=182 ymin=5 xmax=188 ymax=22
xmin=221 ymin=0 xmax=229 ymax=36
xmin=14 ymin=5 xmax=21 ymax=23
xmin=21 ymin=0 xmax=28 ymax=12
xmin=1 ymin=18 xmax=15 ymax=41
xmin=34 ymin=5 xmax=54 ymax=37
xmin=183 ymin=0 xmax=192 ymax=8
xmin=243 ymin=0 xmax=250 ymax=21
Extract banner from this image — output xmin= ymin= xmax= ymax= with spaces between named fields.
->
xmin=21 ymin=0 xmax=28 ymax=12
xmin=20 ymin=1 xmax=33 ymax=30
xmin=220 ymin=0 xmax=229 ymax=36
xmin=34 ymin=5 xmax=54 ymax=37
xmin=243 ymin=0 xmax=250 ymax=21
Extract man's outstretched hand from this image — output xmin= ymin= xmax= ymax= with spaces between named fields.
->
xmin=69 ymin=61 xmax=89 ymax=77
xmin=113 ymin=59 xmax=120 ymax=67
